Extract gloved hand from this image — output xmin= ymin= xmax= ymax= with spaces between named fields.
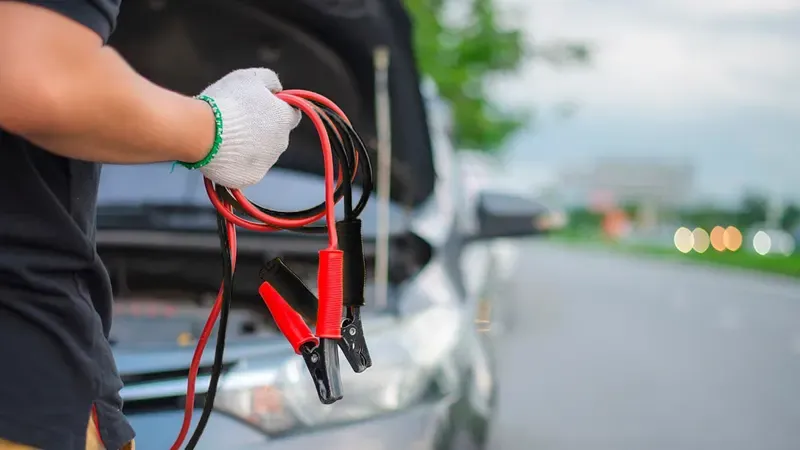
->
xmin=179 ymin=68 xmax=302 ymax=189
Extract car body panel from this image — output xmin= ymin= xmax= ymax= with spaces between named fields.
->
xmin=103 ymin=82 xmax=500 ymax=450
xmin=127 ymin=402 xmax=453 ymax=450
xmin=103 ymin=1 xmax=506 ymax=446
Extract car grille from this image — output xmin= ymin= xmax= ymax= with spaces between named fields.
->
xmin=121 ymin=363 xmax=229 ymax=385
xmin=121 ymin=362 xmax=236 ymax=414
xmin=124 ymin=392 xmax=209 ymax=414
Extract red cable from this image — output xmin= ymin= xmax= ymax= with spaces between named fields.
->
xmin=169 ymin=210 xmax=236 ymax=450
xmin=169 ymin=90 xmax=346 ymax=450
xmin=283 ymin=89 xmax=351 ymax=123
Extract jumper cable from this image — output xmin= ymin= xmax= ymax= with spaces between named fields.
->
xmin=163 ymin=90 xmax=374 ymax=450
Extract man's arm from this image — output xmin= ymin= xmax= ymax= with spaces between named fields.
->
xmin=0 ymin=2 xmax=213 ymax=164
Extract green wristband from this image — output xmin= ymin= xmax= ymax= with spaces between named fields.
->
xmin=177 ymin=94 xmax=223 ymax=170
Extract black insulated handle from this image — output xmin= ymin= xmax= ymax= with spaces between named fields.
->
xmin=300 ymin=339 xmax=343 ymax=405
xmin=336 ymin=219 xmax=366 ymax=308
xmin=259 ymin=257 xmax=318 ymax=323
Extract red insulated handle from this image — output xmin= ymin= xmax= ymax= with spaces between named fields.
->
xmin=259 ymin=282 xmax=318 ymax=354
xmin=316 ymin=249 xmax=344 ymax=339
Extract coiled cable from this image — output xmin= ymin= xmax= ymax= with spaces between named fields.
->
xmin=167 ymin=90 xmax=371 ymax=450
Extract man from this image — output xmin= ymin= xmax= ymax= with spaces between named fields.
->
xmin=0 ymin=1 xmax=302 ymax=448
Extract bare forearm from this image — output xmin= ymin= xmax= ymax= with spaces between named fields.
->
xmin=12 ymin=47 xmax=213 ymax=164
xmin=0 ymin=1 xmax=213 ymax=164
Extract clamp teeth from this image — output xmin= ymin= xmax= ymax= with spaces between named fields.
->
xmin=300 ymin=339 xmax=343 ymax=404
xmin=338 ymin=307 xmax=372 ymax=373
xmin=258 ymin=278 xmax=342 ymax=405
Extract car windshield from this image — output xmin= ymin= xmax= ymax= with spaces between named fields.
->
xmin=97 ymin=163 xmax=409 ymax=236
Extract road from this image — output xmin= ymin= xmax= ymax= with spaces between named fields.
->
xmin=488 ymin=242 xmax=800 ymax=450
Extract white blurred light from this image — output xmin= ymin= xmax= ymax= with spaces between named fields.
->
xmin=781 ymin=234 xmax=796 ymax=255
xmin=752 ymin=230 xmax=772 ymax=255
xmin=674 ymin=227 xmax=694 ymax=253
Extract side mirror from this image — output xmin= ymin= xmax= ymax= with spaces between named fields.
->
xmin=472 ymin=192 xmax=565 ymax=240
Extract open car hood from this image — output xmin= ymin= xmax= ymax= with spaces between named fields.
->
xmin=110 ymin=0 xmax=435 ymax=207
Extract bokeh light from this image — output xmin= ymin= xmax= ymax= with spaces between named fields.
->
xmin=710 ymin=226 xmax=726 ymax=252
xmin=673 ymin=227 xmax=693 ymax=253
xmin=692 ymin=228 xmax=710 ymax=253
xmin=780 ymin=233 xmax=796 ymax=256
xmin=782 ymin=235 xmax=796 ymax=256
xmin=753 ymin=230 xmax=772 ymax=256
xmin=723 ymin=226 xmax=743 ymax=251
xmin=770 ymin=230 xmax=796 ymax=256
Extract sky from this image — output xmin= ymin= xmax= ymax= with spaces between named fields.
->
xmin=490 ymin=0 xmax=800 ymax=205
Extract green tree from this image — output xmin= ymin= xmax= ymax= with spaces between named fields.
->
xmin=738 ymin=191 xmax=768 ymax=228
xmin=782 ymin=204 xmax=799 ymax=231
xmin=404 ymin=0 xmax=590 ymax=152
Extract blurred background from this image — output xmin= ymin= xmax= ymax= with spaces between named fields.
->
xmin=427 ymin=0 xmax=800 ymax=448
xmin=414 ymin=0 xmax=798 ymax=259
xmin=102 ymin=0 xmax=799 ymax=448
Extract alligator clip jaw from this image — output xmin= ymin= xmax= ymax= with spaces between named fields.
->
xmin=258 ymin=280 xmax=343 ymax=405
xmin=300 ymin=339 xmax=343 ymax=404
xmin=335 ymin=218 xmax=372 ymax=373
xmin=338 ymin=307 xmax=372 ymax=373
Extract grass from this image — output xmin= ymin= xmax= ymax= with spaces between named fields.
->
xmin=551 ymin=232 xmax=800 ymax=279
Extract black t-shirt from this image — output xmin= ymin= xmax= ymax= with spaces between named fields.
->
xmin=0 ymin=1 xmax=134 ymax=449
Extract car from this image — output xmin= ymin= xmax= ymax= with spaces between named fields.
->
xmin=98 ymin=1 xmax=549 ymax=449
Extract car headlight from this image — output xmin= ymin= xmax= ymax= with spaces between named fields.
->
xmin=214 ymin=304 xmax=461 ymax=435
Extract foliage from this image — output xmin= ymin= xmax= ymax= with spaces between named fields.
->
xmin=735 ymin=191 xmax=799 ymax=231
xmin=737 ymin=191 xmax=768 ymax=228
xmin=404 ymin=0 xmax=590 ymax=152
xmin=782 ymin=204 xmax=799 ymax=231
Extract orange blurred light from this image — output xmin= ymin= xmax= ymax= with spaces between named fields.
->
xmin=710 ymin=226 xmax=726 ymax=251
xmin=723 ymin=226 xmax=743 ymax=251
xmin=177 ymin=332 xmax=194 ymax=347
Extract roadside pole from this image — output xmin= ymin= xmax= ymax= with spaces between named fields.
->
xmin=373 ymin=46 xmax=391 ymax=310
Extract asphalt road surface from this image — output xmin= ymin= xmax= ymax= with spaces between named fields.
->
xmin=488 ymin=242 xmax=800 ymax=450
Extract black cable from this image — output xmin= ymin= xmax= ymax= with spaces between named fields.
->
xmin=224 ymin=105 xmax=362 ymax=220
xmin=185 ymin=205 xmax=235 ymax=449
xmin=300 ymin=105 xmax=373 ymax=223
xmin=250 ymin=105 xmax=372 ymax=220
xmin=225 ymin=105 xmax=373 ymax=234
xmin=323 ymin=106 xmax=373 ymax=219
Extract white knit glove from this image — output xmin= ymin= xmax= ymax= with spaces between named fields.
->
xmin=180 ymin=68 xmax=302 ymax=189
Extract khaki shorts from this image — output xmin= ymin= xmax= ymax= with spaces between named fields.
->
xmin=0 ymin=415 xmax=134 ymax=450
